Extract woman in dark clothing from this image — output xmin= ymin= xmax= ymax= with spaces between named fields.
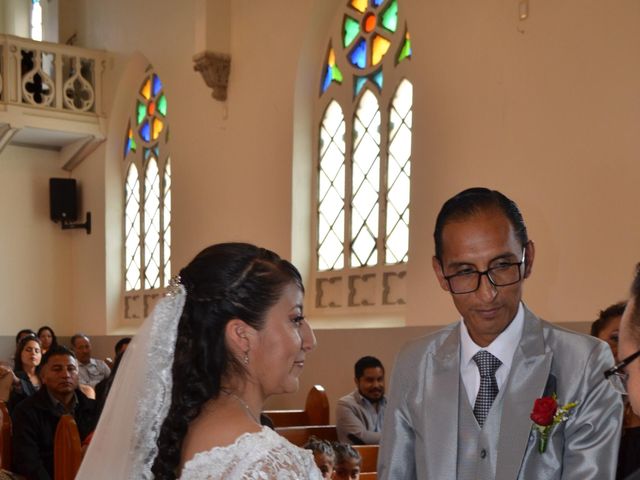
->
xmin=8 ymin=336 xmax=42 ymax=412
xmin=37 ymin=326 xmax=58 ymax=355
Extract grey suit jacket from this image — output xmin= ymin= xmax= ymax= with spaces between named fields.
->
xmin=378 ymin=307 xmax=623 ymax=480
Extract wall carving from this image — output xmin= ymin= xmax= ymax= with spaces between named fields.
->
xmin=193 ymin=51 xmax=231 ymax=101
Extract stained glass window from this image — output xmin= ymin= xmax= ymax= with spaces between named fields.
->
xmin=123 ymin=68 xmax=171 ymax=298
xmin=315 ymin=0 xmax=413 ymax=289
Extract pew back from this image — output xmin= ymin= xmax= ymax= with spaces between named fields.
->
xmin=264 ymin=385 xmax=329 ymax=427
xmin=53 ymin=414 xmax=81 ymax=480
xmin=353 ymin=444 xmax=378 ymax=473
xmin=0 ymin=402 xmax=10 ymax=470
xmin=275 ymin=425 xmax=338 ymax=447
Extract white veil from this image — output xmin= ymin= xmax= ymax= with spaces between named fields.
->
xmin=77 ymin=282 xmax=186 ymax=480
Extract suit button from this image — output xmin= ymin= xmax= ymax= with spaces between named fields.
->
xmin=480 ymin=449 xmax=487 ymax=459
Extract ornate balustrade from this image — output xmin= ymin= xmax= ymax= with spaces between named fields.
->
xmin=0 ymin=34 xmax=106 ymax=115
xmin=0 ymin=35 xmax=107 ymax=168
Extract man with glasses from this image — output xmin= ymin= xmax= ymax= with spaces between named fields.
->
xmin=379 ymin=187 xmax=622 ymax=480
xmin=609 ymin=264 xmax=640 ymax=480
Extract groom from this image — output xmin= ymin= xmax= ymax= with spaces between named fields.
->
xmin=378 ymin=188 xmax=622 ymax=479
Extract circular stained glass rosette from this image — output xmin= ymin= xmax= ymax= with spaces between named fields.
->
xmin=343 ymin=0 xmax=398 ymax=72
xmin=137 ymin=73 xmax=168 ymax=145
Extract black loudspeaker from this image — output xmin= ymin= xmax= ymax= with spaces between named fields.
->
xmin=49 ymin=178 xmax=78 ymax=222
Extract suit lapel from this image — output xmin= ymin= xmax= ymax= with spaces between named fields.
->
xmin=425 ymin=325 xmax=460 ymax=480
xmin=495 ymin=307 xmax=553 ymax=479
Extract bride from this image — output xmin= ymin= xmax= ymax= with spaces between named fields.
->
xmin=78 ymin=243 xmax=321 ymax=479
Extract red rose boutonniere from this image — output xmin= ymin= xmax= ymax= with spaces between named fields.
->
xmin=530 ymin=394 xmax=578 ymax=453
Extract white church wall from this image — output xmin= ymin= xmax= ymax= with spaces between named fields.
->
xmin=0 ymin=145 xmax=72 ymax=334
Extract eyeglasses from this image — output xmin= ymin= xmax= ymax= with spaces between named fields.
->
xmin=604 ymin=348 xmax=640 ymax=395
xmin=442 ymin=250 xmax=526 ymax=295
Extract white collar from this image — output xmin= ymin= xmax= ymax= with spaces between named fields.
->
xmin=460 ymin=302 xmax=525 ymax=371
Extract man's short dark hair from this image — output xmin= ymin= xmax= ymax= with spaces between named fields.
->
xmin=41 ymin=345 xmax=76 ymax=367
xmin=434 ymin=187 xmax=529 ymax=260
xmin=591 ymin=301 xmax=626 ymax=337
xmin=354 ymin=356 xmax=384 ymax=379
xmin=114 ymin=337 xmax=131 ymax=356
xmin=70 ymin=333 xmax=89 ymax=347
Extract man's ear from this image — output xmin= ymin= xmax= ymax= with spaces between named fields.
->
xmin=432 ymin=256 xmax=450 ymax=292
xmin=523 ymin=241 xmax=535 ymax=279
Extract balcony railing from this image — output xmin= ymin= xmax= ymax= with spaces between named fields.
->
xmin=0 ymin=34 xmax=106 ymax=117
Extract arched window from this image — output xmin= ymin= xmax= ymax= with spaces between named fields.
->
xmin=30 ymin=0 xmax=43 ymax=41
xmin=123 ymin=68 xmax=171 ymax=319
xmin=313 ymin=0 xmax=412 ymax=313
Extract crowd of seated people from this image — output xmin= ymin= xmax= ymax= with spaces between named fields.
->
xmin=0 ymin=330 xmax=131 ymax=479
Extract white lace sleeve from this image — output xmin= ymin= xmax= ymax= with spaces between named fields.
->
xmin=180 ymin=427 xmax=322 ymax=480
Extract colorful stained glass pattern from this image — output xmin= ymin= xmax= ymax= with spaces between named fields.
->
xmin=381 ymin=0 xmax=398 ymax=32
xmin=125 ymin=164 xmax=141 ymax=291
xmin=350 ymin=0 xmax=367 ymax=13
xmin=351 ymin=90 xmax=380 ymax=267
xmin=372 ymin=34 xmax=391 ymax=66
xmin=343 ymin=16 xmax=360 ymax=47
xmin=386 ymin=79 xmax=412 ymax=264
xmin=137 ymin=73 xmax=167 ymax=145
xmin=163 ymin=159 xmax=172 ymax=286
xmin=344 ymin=0 xmax=396 ymax=71
xmin=143 ymin=156 xmax=161 ymax=289
xmin=397 ymin=28 xmax=412 ymax=63
xmin=321 ymin=47 xmax=344 ymax=94
xmin=354 ymin=69 xmax=383 ymax=97
xmin=124 ymin=124 xmax=137 ymax=157
xmin=349 ymin=38 xmax=367 ymax=69
xmin=318 ymin=101 xmax=346 ymax=271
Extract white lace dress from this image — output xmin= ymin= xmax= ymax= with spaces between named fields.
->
xmin=180 ymin=426 xmax=322 ymax=479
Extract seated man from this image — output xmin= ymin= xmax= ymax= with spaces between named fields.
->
xmin=71 ymin=333 xmax=110 ymax=388
xmin=12 ymin=345 xmax=98 ymax=480
xmin=336 ymin=355 xmax=387 ymax=444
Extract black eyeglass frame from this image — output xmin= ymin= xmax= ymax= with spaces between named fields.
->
xmin=604 ymin=348 xmax=640 ymax=380
xmin=442 ymin=249 xmax=526 ymax=295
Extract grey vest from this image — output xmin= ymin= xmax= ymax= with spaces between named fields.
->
xmin=456 ymin=375 xmax=505 ymax=480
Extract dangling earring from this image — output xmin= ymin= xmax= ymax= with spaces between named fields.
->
xmin=243 ymin=351 xmax=249 ymax=365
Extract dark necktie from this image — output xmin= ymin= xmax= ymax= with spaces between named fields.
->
xmin=472 ymin=350 xmax=502 ymax=427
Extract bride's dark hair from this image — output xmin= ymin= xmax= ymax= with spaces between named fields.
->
xmin=151 ymin=242 xmax=304 ymax=479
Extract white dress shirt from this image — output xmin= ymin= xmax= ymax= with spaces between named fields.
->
xmin=460 ymin=302 xmax=525 ymax=406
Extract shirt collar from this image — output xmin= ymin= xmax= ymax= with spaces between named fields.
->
xmin=460 ymin=302 xmax=525 ymax=370
xmin=46 ymin=388 xmax=79 ymax=415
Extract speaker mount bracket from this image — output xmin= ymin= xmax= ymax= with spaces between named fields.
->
xmin=60 ymin=212 xmax=92 ymax=235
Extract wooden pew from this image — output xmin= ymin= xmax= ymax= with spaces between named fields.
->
xmin=263 ymin=385 xmax=329 ymax=427
xmin=359 ymin=473 xmax=377 ymax=480
xmin=54 ymin=414 xmax=82 ymax=480
xmin=275 ymin=425 xmax=338 ymax=447
xmin=353 ymin=444 xmax=378 ymax=473
xmin=0 ymin=402 xmax=11 ymax=470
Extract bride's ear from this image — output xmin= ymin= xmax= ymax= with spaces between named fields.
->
xmin=225 ymin=319 xmax=253 ymax=354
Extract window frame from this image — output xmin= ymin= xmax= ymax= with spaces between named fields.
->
xmin=122 ymin=69 xmax=171 ymax=321
xmin=310 ymin=1 xmax=413 ymax=315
